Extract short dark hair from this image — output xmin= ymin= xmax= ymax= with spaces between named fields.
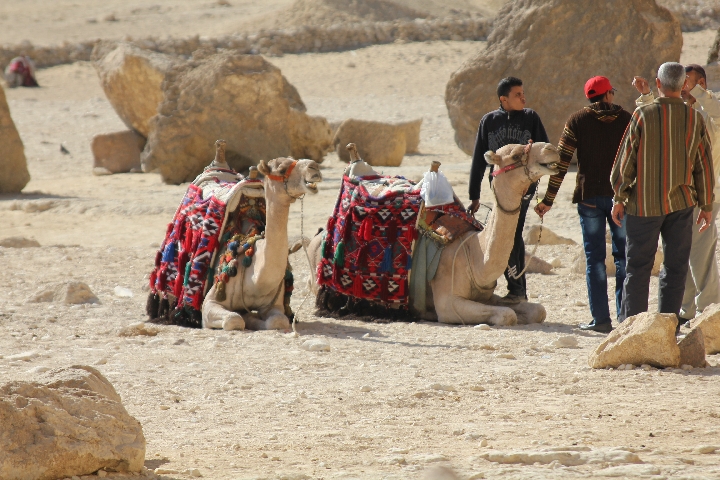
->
xmin=686 ymin=64 xmax=707 ymax=82
xmin=497 ymin=77 xmax=523 ymax=99
xmin=588 ymin=94 xmax=606 ymax=103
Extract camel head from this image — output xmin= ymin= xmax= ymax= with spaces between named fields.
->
xmin=484 ymin=142 xmax=560 ymax=187
xmin=258 ymin=157 xmax=323 ymax=202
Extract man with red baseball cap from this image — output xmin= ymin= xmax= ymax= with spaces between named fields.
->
xmin=535 ymin=76 xmax=632 ymax=333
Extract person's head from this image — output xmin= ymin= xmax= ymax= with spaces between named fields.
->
xmin=497 ymin=77 xmax=525 ymax=111
xmin=682 ymin=64 xmax=707 ymax=100
xmin=655 ymin=62 xmax=686 ymax=98
xmin=584 ymin=76 xmax=616 ymax=104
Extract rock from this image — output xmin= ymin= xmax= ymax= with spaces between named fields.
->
xmin=91 ymin=131 xmax=146 ymax=174
xmin=29 ymin=282 xmax=99 ymax=305
xmin=0 ymin=236 xmax=40 ymax=248
xmin=6 ymin=351 xmax=39 ymax=362
xmin=524 ymin=254 xmax=553 ymax=274
xmin=477 ymin=448 xmax=642 ymax=466
xmin=445 ymin=0 xmax=681 ymax=153
xmin=91 ymin=41 xmax=178 ymax=137
xmin=595 ymin=465 xmax=661 ymax=477
xmin=588 ymin=312 xmax=680 ymax=369
xmin=524 ymin=225 xmax=576 ymax=246
xmin=118 ymin=322 xmax=159 ymax=337
xmin=428 ymin=384 xmax=457 ymax=392
xmin=547 ymin=336 xmax=579 ymax=349
xmin=360 ymin=385 xmax=372 ymax=392
xmin=689 ymin=303 xmax=720 ymax=354
xmin=0 ymin=365 xmax=145 ymax=480
xmin=332 ymin=118 xmax=422 ymax=166
xmin=141 ymin=51 xmax=332 ymax=184
xmin=113 ymin=286 xmax=134 ymax=298
xmin=678 ymin=327 xmax=707 ymax=368
xmin=301 ymin=338 xmax=330 ymax=352
xmin=0 ymin=84 xmax=30 ymax=193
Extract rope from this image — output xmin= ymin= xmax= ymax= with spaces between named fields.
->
xmin=506 ymin=184 xmax=542 ymax=280
xmin=291 ymin=196 xmax=314 ymax=335
xmin=450 ymin=232 xmax=476 ymax=325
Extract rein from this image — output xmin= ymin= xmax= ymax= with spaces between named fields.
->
xmin=265 ymin=160 xmax=305 ymax=200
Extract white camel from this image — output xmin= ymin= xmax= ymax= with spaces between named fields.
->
xmin=202 ymin=157 xmax=322 ymax=330
xmin=308 ymin=142 xmax=560 ymax=325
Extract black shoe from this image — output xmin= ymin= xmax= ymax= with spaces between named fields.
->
xmin=578 ymin=321 xmax=613 ymax=333
xmin=676 ymin=317 xmax=691 ymax=335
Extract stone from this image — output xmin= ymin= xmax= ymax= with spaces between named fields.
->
xmin=91 ymin=41 xmax=178 ymax=137
xmin=477 ymin=448 xmax=642 ymax=466
xmin=694 ymin=445 xmax=718 ymax=454
xmin=524 ymin=226 xmax=576 ymax=246
xmin=113 ymin=286 xmax=134 ymax=298
xmin=332 ymin=118 xmax=423 ymax=166
xmin=301 ymin=339 xmax=330 ymax=352
xmin=118 ymin=322 xmax=159 ymax=337
xmin=0 ymin=236 xmax=40 ymax=248
xmin=678 ymin=327 xmax=707 ymax=368
xmin=588 ymin=312 xmax=680 ymax=369
xmin=141 ymin=51 xmax=332 ymax=184
xmin=0 ymin=84 xmax=30 ymax=193
xmin=29 ymin=282 xmax=99 ymax=305
xmin=689 ymin=303 xmax=720 ymax=354
xmin=0 ymin=365 xmax=145 ymax=480
xmin=91 ymin=131 xmax=146 ymax=173
xmin=524 ymin=254 xmax=553 ymax=274
xmin=595 ymin=465 xmax=661 ymax=477
xmin=547 ymin=336 xmax=579 ymax=349
xmin=445 ymin=0 xmax=681 ymax=153
xmin=428 ymin=384 xmax=457 ymax=392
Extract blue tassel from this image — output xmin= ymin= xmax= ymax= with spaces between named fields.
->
xmin=228 ymin=241 xmax=239 ymax=252
xmin=162 ymin=242 xmax=176 ymax=263
xmin=406 ymin=254 xmax=412 ymax=270
xmin=380 ymin=246 xmax=393 ymax=272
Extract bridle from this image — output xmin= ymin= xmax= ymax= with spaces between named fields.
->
xmin=265 ymin=160 xmax=305 ymax=199
xmin=489 ymin=141 xmax=536 ymax=215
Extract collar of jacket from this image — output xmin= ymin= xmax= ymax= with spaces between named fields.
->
xmin=654 ymin=97 xmax=686 ymax=105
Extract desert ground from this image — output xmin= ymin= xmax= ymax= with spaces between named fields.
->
xmin=2 ymin=2 xmax=720 ymax=479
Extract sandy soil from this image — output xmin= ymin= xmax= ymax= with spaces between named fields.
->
xmin=2 ymin=3 xmax=720 ymax=479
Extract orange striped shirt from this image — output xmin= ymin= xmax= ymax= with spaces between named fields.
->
xmin=611 ymin=97 xmax=714 ymax=216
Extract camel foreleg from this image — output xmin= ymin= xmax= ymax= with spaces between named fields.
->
xmin=435 ymin=295 xmax=518 ymax=326
xmin=201 ymin=286 xmax=246 ymax=330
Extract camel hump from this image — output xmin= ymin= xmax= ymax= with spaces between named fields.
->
xmin=346 ymin=143 xmax=361 ymax=162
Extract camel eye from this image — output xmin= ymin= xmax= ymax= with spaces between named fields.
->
xmin=512 ymin=154 xmax=521 ymax=161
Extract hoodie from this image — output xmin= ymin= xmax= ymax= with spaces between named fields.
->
xmin=468 ymin=106 xmax=549 ymax=201
xmin=540 ymin=102 xmax=631 ymax=206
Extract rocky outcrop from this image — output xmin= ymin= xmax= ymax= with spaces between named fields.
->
xmin=0 ymin=366 xmax=145 ymax=480
xmin=588 ymin=312 xmax=680 ymax=369
xmin=689 ymin=303 xmax=720 ymax=354
xmin=92 ymin=130 xmax=146 ymax=174
xmin=524 ymin=225 xmax=575 ymax=246
xmin=141 ymin=52 xmax=332 ymax=184
xmin=332 ymin=118 xmax=421 ymax=166
xmin=445 ymin=0 xmax=682 ymax=153
xmin=91 ymin=41 xmax=178 ymax=137
xmin=28 ymin=282 xmax=99 ymax=305
xmin=678 ymin=327 xmax=707 ymax=368
xmin=0 ymin=84 xmax=29 ymax=193
xmin=524 ymin=254 xmax=553 ymax=275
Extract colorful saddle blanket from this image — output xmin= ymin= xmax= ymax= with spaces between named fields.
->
xmin=317 ymin=174 xmax=482 ymax=308
xmin=148 ymin=167 xmax=265 ymax=324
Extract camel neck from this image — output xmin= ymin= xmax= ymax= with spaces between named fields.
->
xmin=256 ymin=180 xmax=291 ymax=281
xmin=480 ymin=178 xmax=525 ymax=276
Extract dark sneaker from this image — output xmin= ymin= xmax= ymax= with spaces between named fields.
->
xmin=578 ymin=321 xmax=613 ymax=333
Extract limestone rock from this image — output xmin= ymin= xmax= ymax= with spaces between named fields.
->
xmin=588 ymin=312 xmax=680 ymax=369
xmin=141 ymin=52 xmax=332 ymax=184
xmin=477 ymin=448 xmax=642 ymax=466
xmin=332 ymin=118 xmax=422 ymax=166
xmin=445 ymin=0 xmax=681 ymax=153
xmin=678 ymin=327 xmax=707 ymax=368
xmin=524 ymin=254 xmax=553 ymax=275
xmin=29 ymin=282 xmax=99 ymax=305
xmin=0 ymin=365 xmax=145 ymax=480
xmin=689 ymin=303 xmax=720 ymax=354
xmin=118 ymin=322 xmax=159 ymax=337
xmin=0 ymin=236 xmax=40 ymax=248
xmin=524 ymin=225 xmax=576 ymax=246
xmin=91 ymin=41 xmax=178 ymax=137
xmin=91 ymin=130 xmax=146 ymax=173
xmin=0 ymin=84 xmax=29 ymax=193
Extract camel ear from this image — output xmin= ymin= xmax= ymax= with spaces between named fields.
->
xmin=257 ymin=159 xmax=271 ymax=176
xmin=484 ymin=150 xmax=502 ymax=165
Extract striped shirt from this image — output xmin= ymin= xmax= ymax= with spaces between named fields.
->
xmin=611 ymin=97 xmax=714 ymax=216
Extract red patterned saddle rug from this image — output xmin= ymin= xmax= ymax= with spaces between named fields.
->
xmin=317 ymin=174 xmax=482 ymax=310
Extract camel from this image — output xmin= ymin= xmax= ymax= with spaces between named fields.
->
xmin=202 ymin=157 xmax=322 ymax=330
xmin=308 ymin=142 xmax=560 ymax=325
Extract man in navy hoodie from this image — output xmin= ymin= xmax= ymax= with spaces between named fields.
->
xmin=468 ymin=77 xmax=549 ymax=303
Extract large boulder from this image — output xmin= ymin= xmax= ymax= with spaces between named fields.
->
xmin=0 ymin=84 xmax=29 ymax=193
xmin=0 ymin=365 xmax=145 ymax=480
xmin=91 ymin=41 xmax=178 ymax=137
xmin=588 ymin=312 xmax=680 ymax=369
xmin=332 ymin=118 xmax=422 ymax=166
xmin=689 ymin=303 xmax=720 ymax=354
xmin=445 ymin=0 xmax=682 ymax=152
xmin=141 ymin=52 xmax=332 ymax=184
xmin=91 ymin=130 xmax=146 ymax=173
xmin=678 ymin=327 xmax=707 ymax=368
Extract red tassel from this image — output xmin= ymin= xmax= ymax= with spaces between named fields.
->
xmin=381 ymin=276 xmax=389 ymax=303
xmin=327 ymin=217 xmax=336 ymax=233
xmin=358 ymin=243 xmax=367 ymax=266
xmin=353 ymin=274 xmax=363 ymax=297
xmin=361 ymin=216 xmax=374 ymax=241
xmin=154 ymin=250 xmax=162 ymax=267
xmin=387 ymin=221 xmax=398 ymax=244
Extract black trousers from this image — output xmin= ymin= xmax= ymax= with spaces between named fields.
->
xmin=505 ymin=181 xmax=537 ymax=298
xmin=619 ymin=207 xmax=694 ymax=322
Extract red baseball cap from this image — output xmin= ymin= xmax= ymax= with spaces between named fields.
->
xmin=584 ymin=76 xmax=614 ymax=99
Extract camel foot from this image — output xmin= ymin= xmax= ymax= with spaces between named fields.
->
xmin=507 ymin=301 xmax=546 ymax=324
xmin=244 ymin=311 xmax=290 ymax=330
xmin=437 ymin=297 xmax=518 ymax=326
xmin=222 ymin=313 xmax=245 ymax=330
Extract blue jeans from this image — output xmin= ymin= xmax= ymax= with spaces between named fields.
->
xmin=577 ymin=196 xmax=626 ymax=324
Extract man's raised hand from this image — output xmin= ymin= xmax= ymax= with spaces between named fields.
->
xmin=632 ymin=76 xmax=651 ymax=95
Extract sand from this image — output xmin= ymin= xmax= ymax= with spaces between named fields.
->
xmin=2 ymin=2 xmax=720 ymax=479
